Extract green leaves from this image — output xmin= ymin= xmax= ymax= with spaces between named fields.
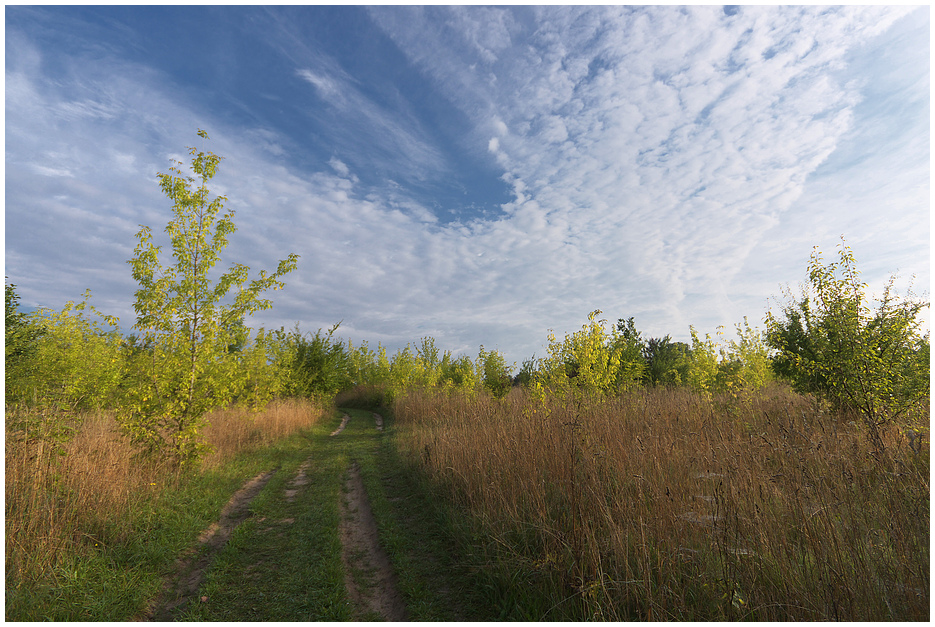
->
xmin=119 ymin=131 xmax=299 ymax=467
xmin=539 ymin=310 xmax=623 ymax=399
xmin=9 ymin=290 xmax=123 ymax=415
xmin=477 ymin=345 xmax=512 ymax=398
xmin=766 ymin=236 xmax=929 ymax=441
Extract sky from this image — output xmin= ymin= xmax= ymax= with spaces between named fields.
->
xmin=5 ymin=5 xmax=930 ymax=368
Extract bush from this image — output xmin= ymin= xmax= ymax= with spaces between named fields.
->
xmin=766 ymin=237 xmax=929 ymax=444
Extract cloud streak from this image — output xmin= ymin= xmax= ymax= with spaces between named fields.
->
xmin=5 ymin=6 xmax=929 ymax=366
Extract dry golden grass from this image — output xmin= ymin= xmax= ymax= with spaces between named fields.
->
xmin=201 ymin=398 xmax=324 ymax=468
xmin=394 ymin=383 xmax=929 ymax=620
xmin=5 ymin=398 xmax=323 ymax=589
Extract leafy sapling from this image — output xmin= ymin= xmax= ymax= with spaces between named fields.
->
xmin=121 ymin=130 xmax=299 ymax=466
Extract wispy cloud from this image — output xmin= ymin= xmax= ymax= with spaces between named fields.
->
xmin=296 ymin=68 xmax=344 ymax=103
xmin=5 ymin=6 xmax=928 ymax=365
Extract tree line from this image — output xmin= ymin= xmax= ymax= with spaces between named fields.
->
xmin=6 ymin=132 xmax=929 ymax=466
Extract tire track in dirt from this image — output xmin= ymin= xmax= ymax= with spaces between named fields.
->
xmin=139 ymin=468 xmax=278 ymax=621
xmin=331 ymin=413 xmax=351 ymax=436
xmin=340 ymin=460 xmax=408 ymax=621
xmin=145 ymin=410 xmax=402 ymax=621
xmin=332 ymin=410 xmax=407 ymax=621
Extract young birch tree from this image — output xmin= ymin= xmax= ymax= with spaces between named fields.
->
xmin=120 ymin=130 xmax=298 ymax=466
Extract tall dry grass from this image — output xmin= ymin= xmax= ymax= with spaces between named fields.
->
xmin=200 ymin=398 xmax=324 ymax=468
xmin=5 ymin=398 xmax=323 ymax=591
xmin=394 ymin=384 xmax=929 ymax=620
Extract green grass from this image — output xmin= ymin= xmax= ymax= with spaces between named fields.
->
xmin=6 ymin=448 xmax=279 ymax=620
xmin=179 ymin=411 xmax=350 ymax=621
xmin=180 ymin=407 xmax=502 ymax=621
xmin=15 ymin=400 xmax=686 ymax=622
xmin=5 ymin=416 xmax=323 ymax=621
xmin=359 ymin=411 xmax=496 ymax=620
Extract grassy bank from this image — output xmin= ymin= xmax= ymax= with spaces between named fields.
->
xmin=393 ymin=383 xmax=930 ymax=621
xmin=5 ymin=400 xmax=324 ymax=621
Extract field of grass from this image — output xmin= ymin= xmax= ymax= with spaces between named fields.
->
xmin=5 ymin=400 xmax=325 ymax=620
xmin=393 ymin=383 xmax=929 ymax=621
xmin=5 ymin=400 xmax=499 ymax=621
xmin=6 ymin=384 xmax=929 ymax=621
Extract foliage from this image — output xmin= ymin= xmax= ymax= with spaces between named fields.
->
xmin=438 ymin=352 xmax=478 ymax=391
xmin=27 ymin=292 xmax=124 ymax=413
xmin=278 ymin=323 xmax=352 ymax=400
xmin=715 ymin=317 xmax=775 ymax=395
xmin=685 ymin=326 xmax=719 ymax=396
xmin=765 ymin=237 xmax=929 ymax=441
xmin=118 ymin=130 xmax=298 ymax=466
xmin=5 ymin=280 xmax=45 ymax=407
xmin=612 ymin=317 xmax=646 ymax=390
xmin=477 ymin=346 xmax=513 ymax=399
xmin=641 ymin=335 xmax=691 ymax=386
xmin=6 ymin=288 xmax=124 ymax=449
xmin=346 ymin=339 xmax=379 ymax=386
xmin=414 ymin=337 xmax=442 ymax=388
xmin=512 ymin=356 xmax=538 ymax=388
xmin=232 ymin=327 xmax=288 ymax=410
xmin=539 ymin=310 xmax=623 ymax=398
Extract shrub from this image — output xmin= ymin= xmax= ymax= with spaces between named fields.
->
xmin=766 ymin=237 xmax=929 ymax=445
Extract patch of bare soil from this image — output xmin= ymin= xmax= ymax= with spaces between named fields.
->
xmin=284 ymin=456 xmax=313 ymax=503
xmin=331 ymin=414 xmax=351 ymax=436
xmin=137 ymin=469 xmax=277 ymax=621
xmin=340 ymin=461 xmax=408 ymax=621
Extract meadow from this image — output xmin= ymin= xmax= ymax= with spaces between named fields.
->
xmin=5 ymin=378 xmax=929 ymax=621
xmin=8 ymin=134 xmax=927 ymax=620
xmin=393 ymin=383 xmax=929 ymax=621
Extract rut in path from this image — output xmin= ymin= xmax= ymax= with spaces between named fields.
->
xmin=337 ymin=411 xmax=407 ymax=621
xmin=340 ymin=461 xmax=408 ymax=621
xmin=139 ymin=469 xmax=278 ymax=621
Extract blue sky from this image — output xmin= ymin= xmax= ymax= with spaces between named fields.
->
xmin=5 ymin=5 xmax=930 ymax=367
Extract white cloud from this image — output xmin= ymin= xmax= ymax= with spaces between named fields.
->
xmin=30 ymin=164 xmax=75 ymax=178
xmin=6 ymin=6 xmax=928 ymax=365
xmin=372 ymin=6 xmax=925 ymax=340
xmin=296 ymin=68 xmax=343 ymax=103
xmin=327 ymin=157 xmax=351 ymax=178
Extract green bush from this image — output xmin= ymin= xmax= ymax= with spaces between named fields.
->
xmin=766 ymin=237 xmax=929 ymax=443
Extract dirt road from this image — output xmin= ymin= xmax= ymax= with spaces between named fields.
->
xmin=144 ymin=410 xmax=409 ymax=621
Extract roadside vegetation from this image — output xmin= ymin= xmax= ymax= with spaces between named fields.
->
xmin=6 ymin=131 xmax=928 ymax=620
xmin=5 ymin=401 xmax=324 ymax=620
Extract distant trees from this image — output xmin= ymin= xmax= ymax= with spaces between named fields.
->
xmin=278 ymin=323 xmax=352 ymax=399
xmin=9 ymin=215 xmax=927 ymax=451
xmin=5 ymin=281 xmax=43 ymax=408
xmin=6 ymin=284 xmax=122 ymax=411
xmin=612 ymin=317 xmax=646 ymax=390
xmin=641 ymin=336 xmax=691 ymax=387
xmin=539 ymin=310 xmax=623 ymax=398
xmin=477 ymin=345 xmax=513 ymax=398
xmin=510 ymin=311 xmax=776 ymax=400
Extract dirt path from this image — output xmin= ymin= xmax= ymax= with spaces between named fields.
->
xmin=330 ymin=413 xmax=351 ymax=436
xmin=339 ymin=460 xmax=408 ymax=621
xmin=142 ymin=410 xmax=406 ymax=621
xmin=139 ymin=469 xmax=278 ymax=621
